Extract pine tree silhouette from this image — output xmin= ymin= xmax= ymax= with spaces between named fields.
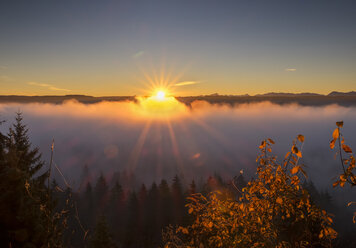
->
xmin=0 ymin=113 xmax=62 ymax=247
xmin=90 ymin=215 xmax=117 ymax=248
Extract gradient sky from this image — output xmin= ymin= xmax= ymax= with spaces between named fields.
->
xmin=0 ymin=0 xmax=355 ymax=96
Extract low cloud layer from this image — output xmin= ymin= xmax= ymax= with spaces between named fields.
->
xmin=0 ymin=100 xmax=355 ymax=202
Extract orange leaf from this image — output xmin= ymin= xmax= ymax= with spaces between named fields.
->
xmin=291 ymin=166 xmax=300 ymax=174
xmin=336 ymin=121 xmax=343 ymax=128
xmin=342 ymin=144 xmax=352 ymax=153
xmin=297 ymin=134 xmax=305 ymax=143
xmin=332 ymin=128 xmax=339 ymax=140
xmin=330 ymin=139 xmax=335 ymax=149
xmin=296 ymin=150 xmax=302 ymax=158
xmin=276 ymin=197 xmax=283 ymax=204
xmin=239 ymin=203 xmax=244 ymax=210
xmin=292 ymin=146 xmax=298 ymax=154
xmin=259 ymin=140 xmax=266 ymax=149
xmin=268 ymin=138 xmax=275 ymax=144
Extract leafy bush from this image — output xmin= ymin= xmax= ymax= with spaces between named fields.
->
xmin=164 ymin=136 xmax=336 ymax=248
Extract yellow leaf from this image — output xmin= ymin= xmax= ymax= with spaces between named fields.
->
xmin=336 ymin=121 xmax=343 ymax=128
xmin=276 ymin=197 xmax=283 ymax=204
xmin=297 ymin=134 xmax=305 ymax=143
xmin=332 ymin=128 xmax=339 ymax=140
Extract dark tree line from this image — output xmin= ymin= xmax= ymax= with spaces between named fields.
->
xmin=64 ymin=171 xmax=229 ymax=247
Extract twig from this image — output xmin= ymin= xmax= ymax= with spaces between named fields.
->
xmin=74 ymin=202 xmax=89 ymax=240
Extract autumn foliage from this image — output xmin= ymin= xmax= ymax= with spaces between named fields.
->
xmin=330 ymin=121 xmax=356 ymax=188
xmin=164 ymin=136 xmax=337 ymax=248
xmin=329 ymin=121 xmax=356 ymax=223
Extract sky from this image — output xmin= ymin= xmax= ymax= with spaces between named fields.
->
xmin=0 ymin=0 xmax=355 ymax=96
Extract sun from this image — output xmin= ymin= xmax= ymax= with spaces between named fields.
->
xmin=134 ymin=88 xmax=187 ymax=119
xmin=155 ymin=90 xmax=166 ymax=101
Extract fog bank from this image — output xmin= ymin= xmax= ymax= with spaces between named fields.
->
xmin=0 ymin=100 xmax=355 ymax=202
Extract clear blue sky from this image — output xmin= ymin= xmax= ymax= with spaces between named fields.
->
xmin=0 ymin=0 xmax=355 ymax=96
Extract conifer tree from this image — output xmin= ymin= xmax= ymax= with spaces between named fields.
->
xmin=81 ymin=182 xmax=94 ymax=228
xmin=171 ymin=175 xmax=185 ymax=225
xmin=146 ymin=182 xmax=160 ymax=243
xmin=90 ymin=215 xmax=117 ymax=248
xmin=79 ymin=164 xmax=92 ymax=191
xmin=0 ymin=113 xmax=62 ymax=247
xmin=107 ymin=181 xmax=125 ymax=245
xmin=94 ymin=173 xmax=109 ymax=215
xmin=7 ymin=113 xmax=45 ymax=180
xmin=0 ymin=119 xmax=5 ymax=164
xmin=159 ymin=179 xmax=173 ymax=228
xmin=124 ymin=191 xmax=139 ymax=247
xmin=138 ymin=184 xmax=148 ymax=246
xmin=189 ymin=180 xmax=196 ymax=195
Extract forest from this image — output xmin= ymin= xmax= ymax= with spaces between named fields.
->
xmin=0 ymin=113 xmax=355 ymax=248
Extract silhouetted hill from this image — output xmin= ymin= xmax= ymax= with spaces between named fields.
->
xmin=256 ymin=92 xmax=323 ymax=97
xmin=176 ymin=93 xmax=356 ymax=107
xmin=0 ymin=95 xmax=135 ymax=104
xmin=327 ymin=91 xmax=356 ymax=97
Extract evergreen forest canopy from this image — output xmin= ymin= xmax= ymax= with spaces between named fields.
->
xmin=0 ymin=113 xmax=355 ymax=248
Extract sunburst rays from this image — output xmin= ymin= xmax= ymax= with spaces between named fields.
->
xmin=124 ymin=65 xmax=238 ymax=180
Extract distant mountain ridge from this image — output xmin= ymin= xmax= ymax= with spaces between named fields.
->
xmin=327 ymin=91 xmax=356 ymax=96
xmin=205 ymin=91 xmax=356 ymax=97
xmin=255 ymin=92 xmax=323 ymax=97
